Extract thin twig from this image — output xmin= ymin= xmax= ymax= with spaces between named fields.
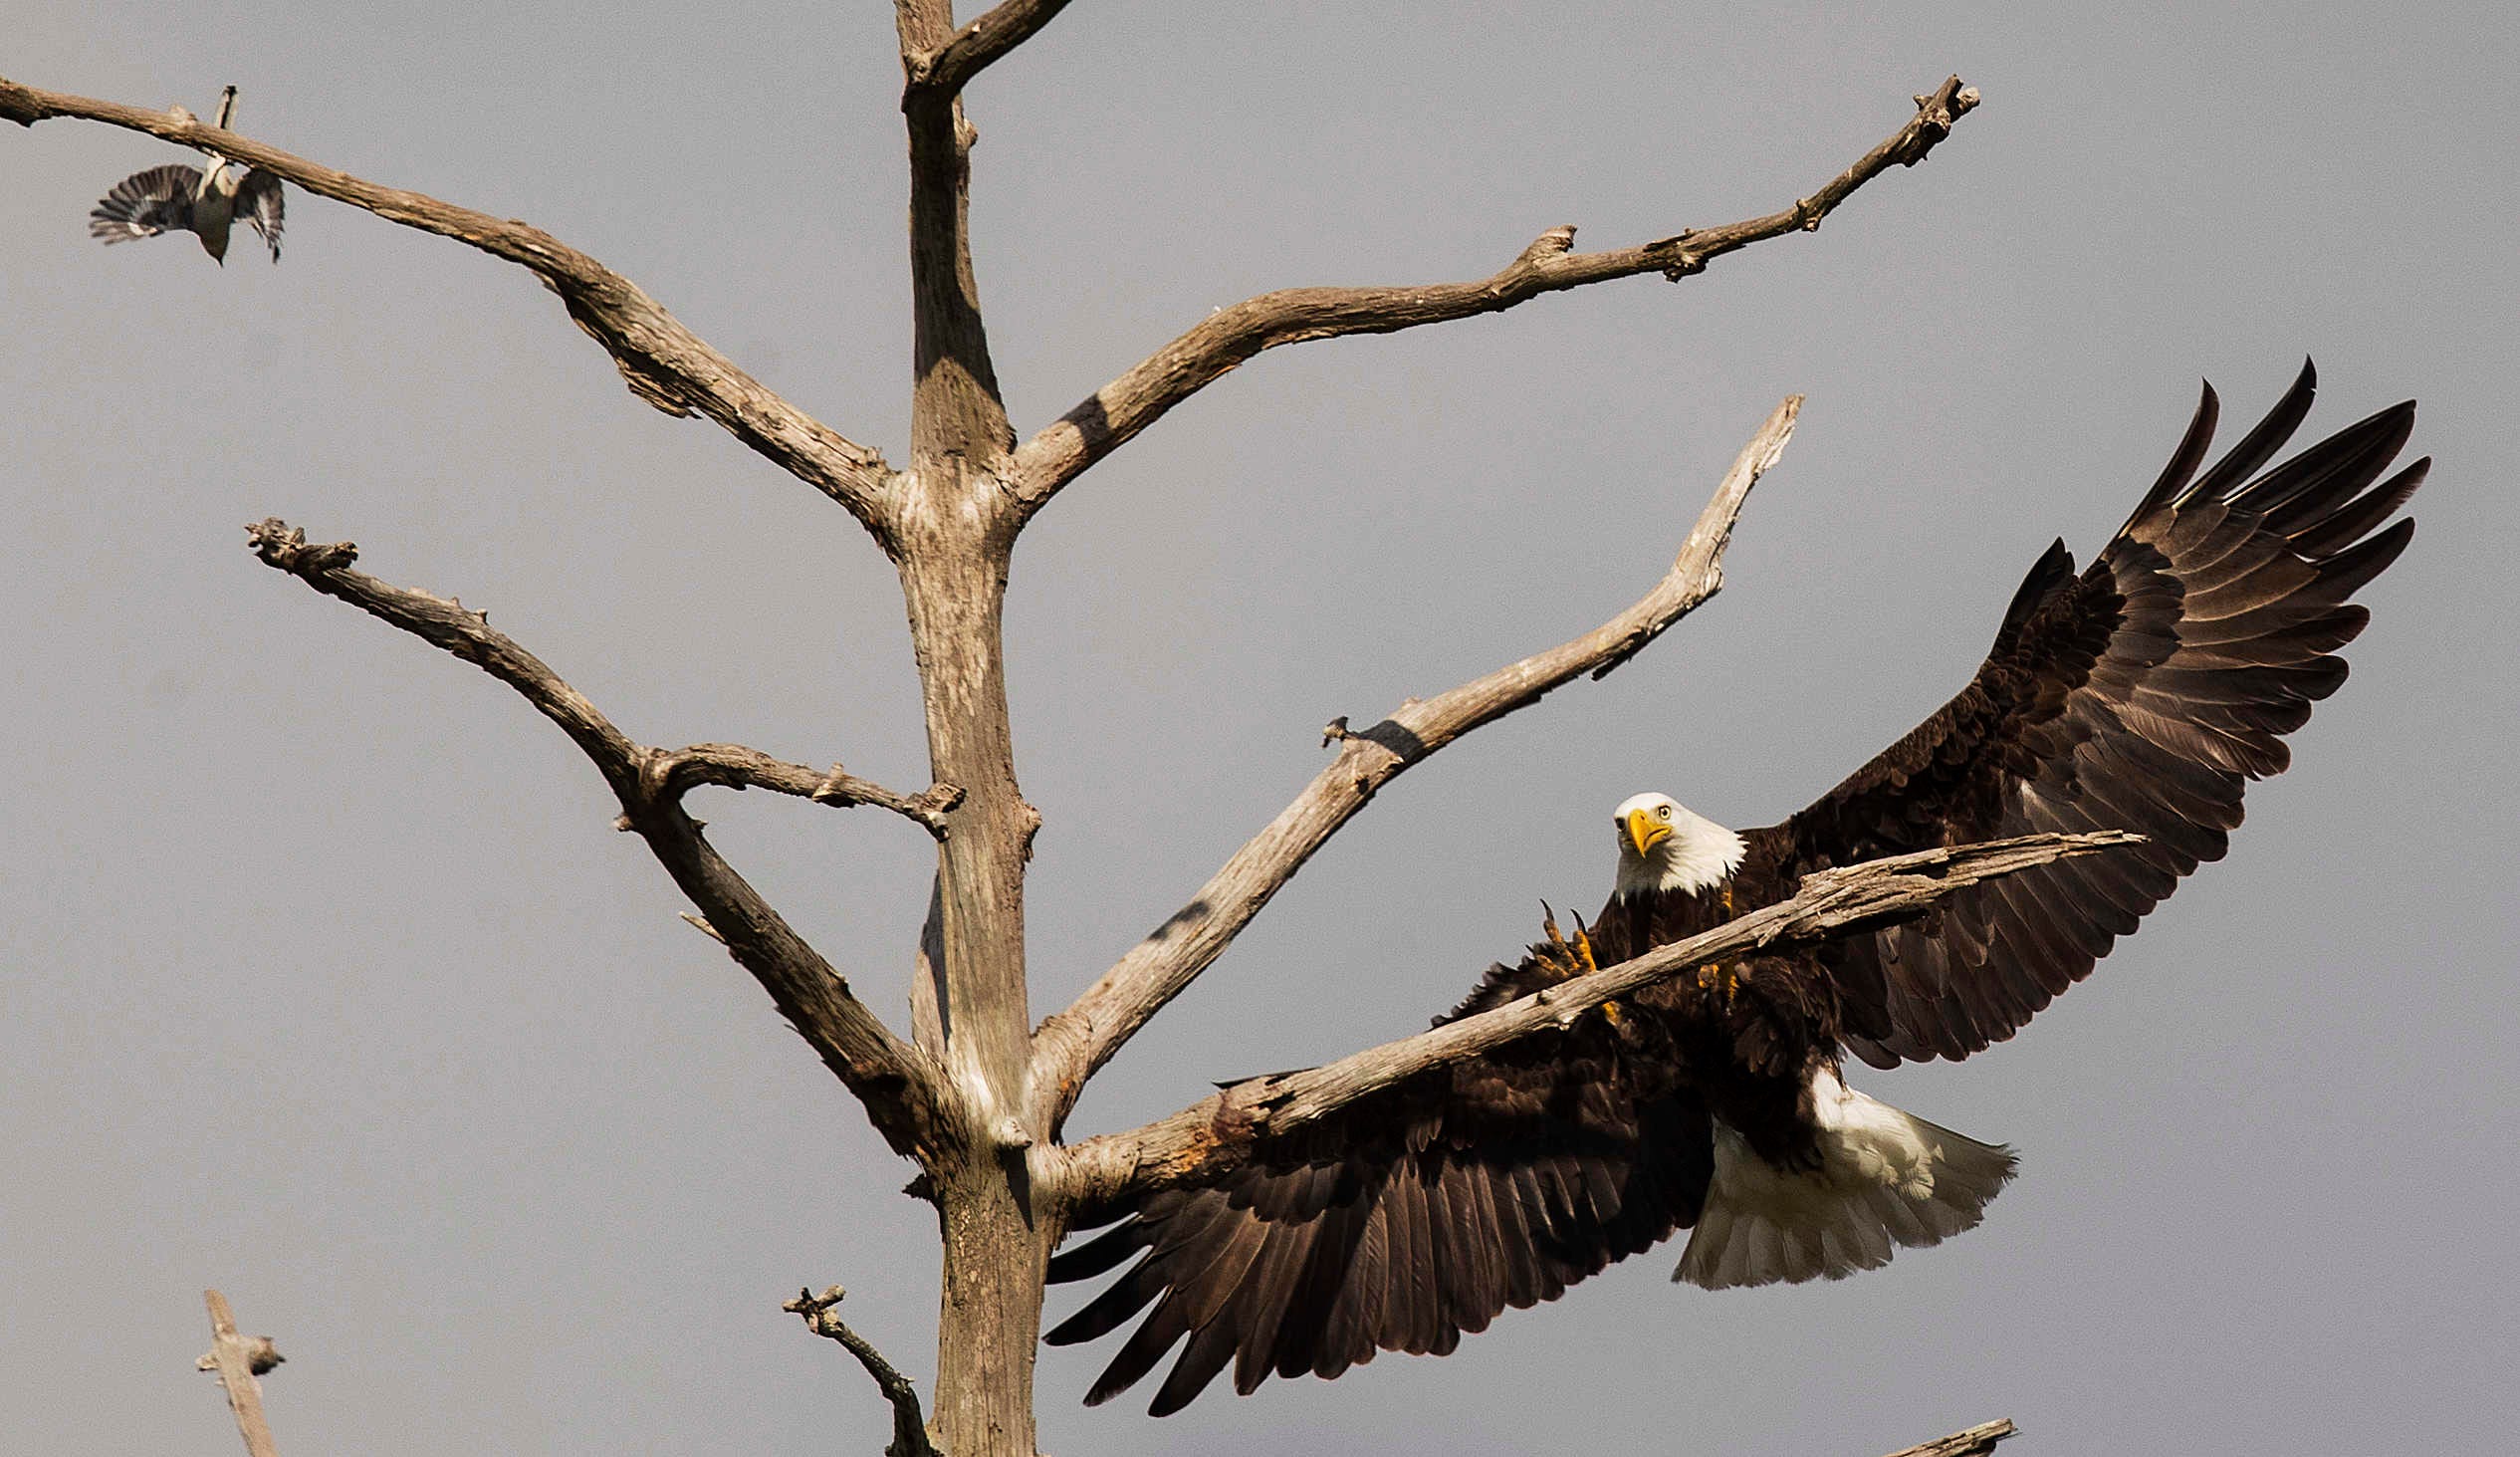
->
xmin=195 ymin=1290 xmax=283 ymax=1457
xmin=0 ymin=77 xmax=894 ymax=537
xmin=242 ymin=519 xmax=947 ymax=1158
xmin=1051 ymin=832 xmax=2139 ymax=1213
xmin=1010 ymin=77 xmax=1976 ymax=516
xmin=1030 ymin=397 xmax=1800 ymax=1135
xmin=1882 ymin=1418 xmax=2017 ymax=1457
xmin=647 ymin=743 xmax=963 ymax=839
xmin=785 ymin=1286 xmax=942 ymax=1457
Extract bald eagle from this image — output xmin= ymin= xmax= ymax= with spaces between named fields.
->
xmin=1045 ymin=364 xmax=2427 ymax=1414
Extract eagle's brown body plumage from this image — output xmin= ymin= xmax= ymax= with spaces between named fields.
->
xmin=1048 ymin=364 xmax=2426 ymax=1414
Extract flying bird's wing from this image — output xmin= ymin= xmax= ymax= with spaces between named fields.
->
xmin=1775 ymin=362 xmax=2424 ymax=1067
xmin=235 ymin=169 xmax=285 ymax=261
xmin=1045 ymin=938 xmax=1710 ymax=1415
xmin=89 ymin=164 xmax=205 ymax=244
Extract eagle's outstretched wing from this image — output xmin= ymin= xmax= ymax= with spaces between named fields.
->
xmin=1776 ymin=363 xmax=2424 ymax=1067
xmin=235 ymin=168 xmax=285 ymax=261
xmin=1045 ymin=944 xmax=1710 ymax=1415
xmin=89 ymin=164 xmax=204 ymax=244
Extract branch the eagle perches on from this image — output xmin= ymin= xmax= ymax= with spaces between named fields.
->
xmin=8 ymin=25 xmax=1998 ymax=1455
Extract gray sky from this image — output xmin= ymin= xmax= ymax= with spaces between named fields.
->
xmin=4 ymin=3 xmax=2513 ymax=1453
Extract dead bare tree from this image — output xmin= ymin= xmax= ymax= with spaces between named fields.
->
xmin=1 ymin=18 xmax=2028 ymax=1456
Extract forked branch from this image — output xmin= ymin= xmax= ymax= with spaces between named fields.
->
xmin=0 ymin=77 xmax=895 ymax=538
xmin=903 ymin=0 xmax=1078 ymax=97
xmin=1053 ymin=832 xmax=2140 ymax=1212
xmin=242 ymin=520 xmax=945 ymax=1157
xmin=1030 ymin=396 xmax=1800 ymax=1134
xmin=894 ymin=1 xmax=1015 ymax=466
xmin=1011 ymin=77 xmax=1975 ymax=515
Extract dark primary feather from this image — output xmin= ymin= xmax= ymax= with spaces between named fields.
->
xmin=235 ymin=169 xmax=286 ymax=261
xmin=1782 ymin=361 xmax=2424 ymax=1066
xmin=1047 ymin=363 xmax=2424 ymax=1410
xmin=88 ymin=164 xmax=202 ymax=244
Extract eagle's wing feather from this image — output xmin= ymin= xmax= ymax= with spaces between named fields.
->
xmin=1045 ymin=930 xmax=1710 ymax=1414
xmin=235 ymin=168 xmax=285 ymax=261
xmin=89 ymin=164 xmax=204 ymax=244
xmin=1772 ymin=362 xmax=2423 ymax=1066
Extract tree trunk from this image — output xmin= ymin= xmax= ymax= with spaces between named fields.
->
xmin=895 ymin=500 xmax=1031 ymax=1102
xmin=932 ymin=1153 xmax=1055 ymax=1457
xmin=893 ymin=472 xmax=1048 ymax=1457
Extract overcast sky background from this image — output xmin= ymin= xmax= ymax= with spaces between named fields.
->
xmin=4 ymin=4 xmax=2513 ymax=1454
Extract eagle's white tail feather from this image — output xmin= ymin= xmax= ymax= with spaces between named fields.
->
xmin=1674 ymin=1069 xmax=2016 ymax=1291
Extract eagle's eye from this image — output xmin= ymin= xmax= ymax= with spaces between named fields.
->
xmin=1657 ymin=805 xmax=1673 ymax=820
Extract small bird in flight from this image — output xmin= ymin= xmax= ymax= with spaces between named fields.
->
xmin=87 ymin=87 xmax=284 ymax=264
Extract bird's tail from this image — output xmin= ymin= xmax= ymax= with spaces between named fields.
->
xmin=1673 ymin=1069 xmax=2014 ymax=1290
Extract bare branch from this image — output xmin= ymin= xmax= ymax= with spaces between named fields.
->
xmin=905 ymin=0 xmax=1078 ymax=97
xmin=242 ymin=520 xmax=948 ymax=1158
xmin=1031 ymin=397 xmax=1799 ymax=1133
xmin=0 ymin=77 xmax=896 ymax=538
xmin=1054 ymin=832 xmax=2137 ymax=1210
xmin=1883 ymin=1419 xmax=2017 ymax=1457
xmin=785 ymin=1286 xmax=942 ymax=1457
xmin=648 ymin=743 xmax=964 ymax=838
xmin=243 ymin=521 xmax=640 ymax=773
xmin=1010 ymin=76 xmax=1976 ymax=516
xmin=195 ymin=1290 xmax=282 ymax=1457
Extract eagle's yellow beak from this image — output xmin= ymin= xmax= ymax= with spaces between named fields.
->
xmin=1625 ymin=808 xmax=1672 ymax=858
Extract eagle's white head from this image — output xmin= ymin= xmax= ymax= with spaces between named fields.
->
xmin=1612 ymin=792 xmax=1744 ymax=898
